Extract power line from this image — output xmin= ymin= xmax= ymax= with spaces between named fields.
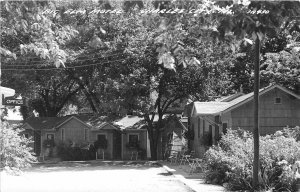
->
xmin=1 ymin=52 xmax=126 ymax=67
xmin=1 ymin=58 xmax=127 ymax=71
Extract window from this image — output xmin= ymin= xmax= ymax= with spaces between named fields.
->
xmin=61 ymin=129 xmax=65 ymax=141
xmin=84 ymin=129 xmax=88 ymax=141
xmin=275 ymin=97 xmax=282 ymax=104
xmin=24 ymin=133 xmax=29 ymax=138
xmin=198 ymin=118 xmax=201 ymax=138
xmin=203 ymin=120 xmax=205 ymax=133
xmin=128 ymin=134 xmax=139 ymax=145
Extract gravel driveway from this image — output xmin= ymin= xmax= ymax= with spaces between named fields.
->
xmin=0 ymin=161 xmax=194 ymax=192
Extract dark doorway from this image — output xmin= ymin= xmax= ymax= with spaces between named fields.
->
xmin=34 ymin=130 xmax=41 ymax=156
xmin=113 ymin=131 xmax=122 ymax=160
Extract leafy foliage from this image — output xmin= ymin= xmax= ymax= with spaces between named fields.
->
xmin=0 ymin=1 xmax=78 ymax=67
xmin=2 ymin=70 xmax=80 ymax=117
xmin=204 ymin=127 xmax=300 ymax=191
xmin=42 ymin=139 xmax=56 ymax=148
xmin=56 ymin=142 xmax=96 ymax=161
xmin=0 ymin=121 xmax=36 ymax=171
xmin=261 ymin=49 xmax=300 ymax=94
xmin=126 ymin=140 xmax=140 ymax=150
xmin=94 ymin=138 xmax=108 ymax=150
xmin=229 ymin=31 xmax=300 ymax=94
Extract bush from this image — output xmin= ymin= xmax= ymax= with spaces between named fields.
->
xmin=94 ymin=138 xmax=108 ymax=150
xmin=56 ymin=142 xmax=96 ymax=161
xmin=203 ymin=127 xmax=300 ymax=191
xmin=0 ymin=121 xmax=36 ymax=172
xmin=42 ymin=139 xmax=56 ymax=148
xmin=126 ymin=140 xmax=140 ymax=150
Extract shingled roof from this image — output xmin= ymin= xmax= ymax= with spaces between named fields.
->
xmin=192 ymin=84 xmax=300 ymax=116
xmin=113 ymin=115 xmax=146 ymax=130
xmin=23 ymin=116 xmax=70 ymax=130
xmin=22 ymin=115 xmax=147 ymax=131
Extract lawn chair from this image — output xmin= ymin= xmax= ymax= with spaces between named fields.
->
xmin=189 ymin=158 xmax=203 ymax=174
xmin=168 ymin=151 xmax=180 ymax=164
xmin=96 ymin=150 xmax=105 ymax=160
xmin=179 ymin=150 xmax=195 ymax=166
xmin=130 ymin=151 xmax=139 ymax=160
xmin=38 ymin=154 xmax=45 ymax=162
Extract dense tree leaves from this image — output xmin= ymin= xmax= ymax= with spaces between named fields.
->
xmin=0 ymin=1 xmax=78 ymax=67
xmin=229 ymin=31 xmax=300 ymax=94
xmin=0 ymin=121 xmax=36 ymax=171
xmin=2 ymin=70 xmax=80 ymax=117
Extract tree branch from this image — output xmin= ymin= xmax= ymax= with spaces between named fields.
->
xmin=162 ymin=96 xmax=182 ymax=114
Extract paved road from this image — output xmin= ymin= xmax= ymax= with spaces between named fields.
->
xmin=0 ymin=161 xmax=194 ymax=192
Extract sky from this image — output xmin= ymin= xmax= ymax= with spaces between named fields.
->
xmin=5 ymin=106 xmax=23 ymax=120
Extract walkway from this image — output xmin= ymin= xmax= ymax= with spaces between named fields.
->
xmin=160 ymin=161 xmax=226 ymax=192
xmin=0 ymin=161 xmax=194 ymax=192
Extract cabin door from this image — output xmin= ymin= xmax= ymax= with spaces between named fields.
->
xmin=34 ymin=130 xmax=41 ymax=156
xmin=113 ymin=131 xmax=122 ymax=160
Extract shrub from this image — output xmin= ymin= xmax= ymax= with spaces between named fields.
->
xmin=94 ymin=138 xmax=108 ymax=150
xmin=42 ymin=139 xmax=56 ymax=148
xmin=0 ymin=121 xmax=36 ymax=172
xmin=126 ymin=140 xmax=140 ymax=150
xmin=56 ymin=142 xmax=96 ymax=161
xmin=203 ymin=127 xmax=300 ymax=191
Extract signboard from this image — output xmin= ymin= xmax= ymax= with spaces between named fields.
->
xmin=3 ymin=96 xmax=27 ymax=106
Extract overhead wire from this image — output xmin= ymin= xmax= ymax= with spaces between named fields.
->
xmin=1 ymin=52 xmax=126 ymax=67
xmin=1 ymin=58 xmax=127 ymax=71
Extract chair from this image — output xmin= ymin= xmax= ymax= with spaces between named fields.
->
xmin=168 ymin=151 xmax=179 ymax=164
xmin=130 ymin=151 xmax=139 ymax=160
xmin=189 ymin=158 xmax=203 ymax=174
xmin=96 ymin=150 xmax=105 ymax=160
xmin=38 ymin=154 xmax=45 ymax=162
xmin=179 ymin=150 xmax=195 ymax=166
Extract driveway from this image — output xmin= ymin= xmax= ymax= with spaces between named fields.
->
xmin=0 ymin=161 xmax=195 ymax=192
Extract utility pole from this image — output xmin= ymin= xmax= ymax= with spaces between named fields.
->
xmin=253 ymin=35 xmax=260 ymax=188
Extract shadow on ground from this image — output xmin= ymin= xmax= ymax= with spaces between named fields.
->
xmin=26 ymin=161 xmax=162 ymax=173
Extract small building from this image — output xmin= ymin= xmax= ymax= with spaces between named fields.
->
xmin=21 ymin=115 xmax=149 ymax=160
xmin=186 ymin=84 xmax=300 ymax=158
xmin=114 ymin=115 xmax=149 ymax=160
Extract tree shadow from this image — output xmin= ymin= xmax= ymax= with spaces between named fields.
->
xmin=158 ymin=172 xmax=173 ymax=176
xmin=26 ymin=160 xmax=163 ymax=173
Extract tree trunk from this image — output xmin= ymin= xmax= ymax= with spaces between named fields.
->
xmin=146 ymin=116 xmax=165 ymax=160
xmin=149 ymin=137 xmax=158 ymax=160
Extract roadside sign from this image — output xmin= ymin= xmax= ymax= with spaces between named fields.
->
xmin=3 ymin=96 xmax=27 ymax=106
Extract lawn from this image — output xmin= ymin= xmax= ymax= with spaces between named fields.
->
xmin=0 ymin=161 xmax=195 ymax=192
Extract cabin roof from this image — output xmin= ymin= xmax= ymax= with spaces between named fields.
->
xmin=22 ymin=116 xmax=69 ymax=130
xmin=113 ymin=115 xmax=146 ymax=130
xmin=22 ymin=115 xmax=145 ymax=131
xmin=192 ymin=84 xmax=300 ymax=116
xmin=192 ymin=102 xmax=230 ymax=115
